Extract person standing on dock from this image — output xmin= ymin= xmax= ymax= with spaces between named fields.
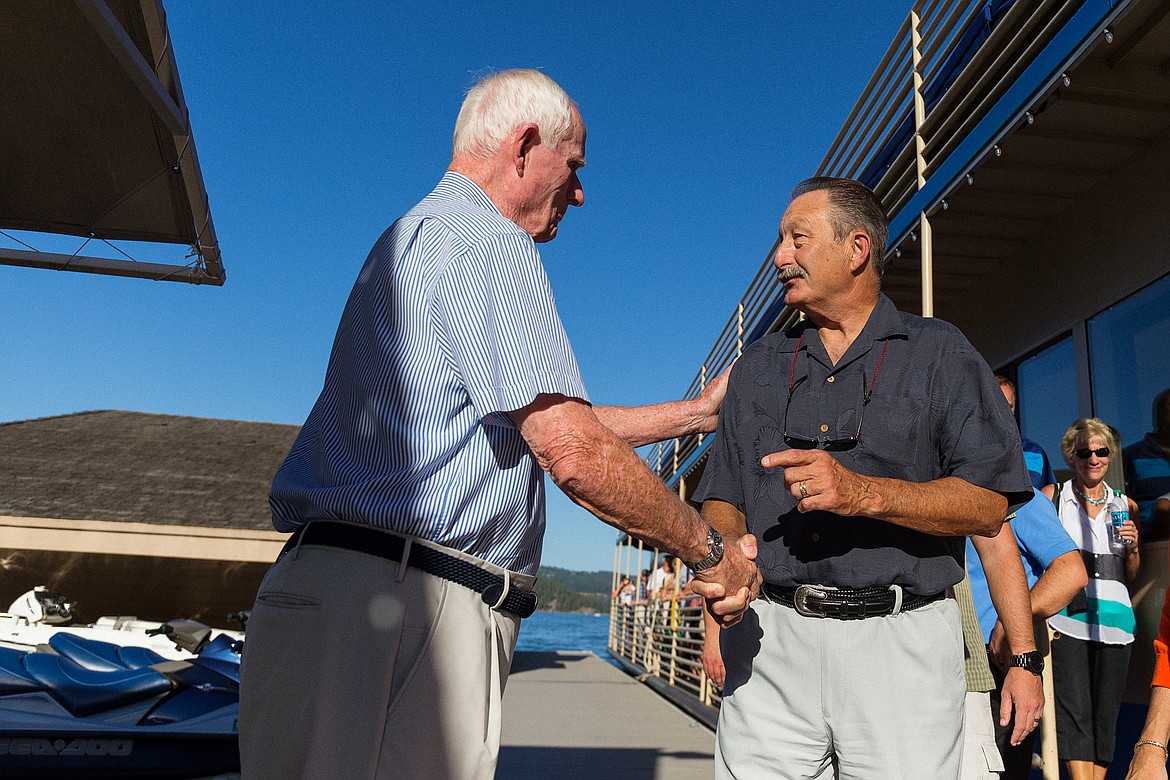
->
xmin=238 ymin=69 xmax=760 ymax=780
xmin=695 ymin=177 xmax=1038 ymax=779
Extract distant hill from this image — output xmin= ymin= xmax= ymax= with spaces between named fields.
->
xmin=537 ymin=566 xmax=612 ymax=595
xmin=533 ymin=567 xmax=612 ymax=613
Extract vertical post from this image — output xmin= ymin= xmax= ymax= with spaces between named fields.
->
xmin=609 ymin=540 xmax=619 ymax=652
xmin=698 ymin=364 xmax=707 ymax=446
xmin=911 ymin=7 xmax=934 ymax=318
xmin=920 ymin=214 xmax=933 ymax=318
xmin=737 ymin=302 xmax=745 ymax=358
xmin=1040 ymin=624 xmax=1059 ymax=779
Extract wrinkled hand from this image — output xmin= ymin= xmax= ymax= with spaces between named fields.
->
xmin=1000 ymin=667 xmax=1044 ymax=746
xmin=701 ymin=634 xmax=726 ymax=690
xmin=989 ymin=620 xmax=1010 ymax=671
xmin=1126 ymin=746 xmax=1170 ymax=779
xmin=760 ymin=449 xmax=872 ymax=516
xmin=693 ymin=366 xmax=732 ymax=434
xmin=690 ymin=534 xmax=761 ymax=628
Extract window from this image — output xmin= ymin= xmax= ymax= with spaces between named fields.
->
xmin=1017 ymin=336 xmax=1078 ymax=479
xmin=1088 ymin=273 xmax=1170 ymax=448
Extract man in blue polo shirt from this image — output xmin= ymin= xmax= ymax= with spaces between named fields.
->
xmin=1124 ymin=388 xmax=1170 ymax=539
xmin=966 ymin=489 xmax=1086 ymax=778
xmin=997 ymin=375 xmax=1057 ymax=499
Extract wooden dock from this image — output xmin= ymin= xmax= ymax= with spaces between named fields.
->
xmin=499 ymin=651 xmax=715 ymax=780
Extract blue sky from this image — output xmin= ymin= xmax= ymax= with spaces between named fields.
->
xmin=0 ymin=2 xmax=906 ymax=572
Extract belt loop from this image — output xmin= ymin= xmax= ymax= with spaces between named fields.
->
xmin=888 ymin=584 xmax=904 ymax=616
xmin=291 ymin=528 xmax=306 ymax=561
xmin=396 ymin=538 xmax=412 ymax=582
xmin=490 ymin=569 xmax=511 ymax=611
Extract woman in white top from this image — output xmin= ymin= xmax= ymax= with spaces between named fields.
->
xmin=1049 ymin=418 xmax=1141 ymax=780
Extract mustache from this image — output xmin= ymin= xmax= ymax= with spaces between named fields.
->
xmin=778 ymin=266 xmax=807 ymax=282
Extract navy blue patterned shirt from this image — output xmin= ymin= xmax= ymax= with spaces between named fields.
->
xmin=695 ymin=294 xmax=1033 ymax=594
xmin=270 ymin=173 xmax=588 ymax=574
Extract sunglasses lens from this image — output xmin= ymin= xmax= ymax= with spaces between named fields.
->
xmin=783 ymin=435 xmax=819 ymax=450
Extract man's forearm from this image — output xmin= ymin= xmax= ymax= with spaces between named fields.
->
xmin=702 ymin=499 xmax=749 ymax=541
xmin=1026 ymin=551 xmax=1088 ymax=620
xmin=593 ymin=368 xmax=728 ymax=447
xmin=551 ymin=420 xmax=711 ymax=561
xmin=762 ymin=449 xmax=1008 ymax=537
xmin=971 ymin=529 xmax=1037 ymax=653
xmin=861 ymin=475 xmax=1007 ymax=537
xmin=594 ymin=400 xmax=708 ymax=448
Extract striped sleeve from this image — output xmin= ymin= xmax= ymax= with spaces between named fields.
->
xmin=435 ymin=232 xmax=587 ymax=422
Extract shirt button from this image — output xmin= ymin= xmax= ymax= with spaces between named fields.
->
xmin=820 ymin=424 xmax=829 ymax=433
xmin=827 ymin=376 xmax=835 ymax=383
xmin=811 ymin=533 xmax=821 ymax=542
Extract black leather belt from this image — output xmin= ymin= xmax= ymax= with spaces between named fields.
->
xmin=764 ymin=582 xmax=945 ymax=620
xmin=282 ymin=521 xmax=539 ymax=618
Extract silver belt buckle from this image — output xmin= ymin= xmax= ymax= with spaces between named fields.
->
xmin=793 ymin=584 xmax=830 ymax=618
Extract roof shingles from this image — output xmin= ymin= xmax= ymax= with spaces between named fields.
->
xmin=0 ymin=411 xmax=298 ymax=530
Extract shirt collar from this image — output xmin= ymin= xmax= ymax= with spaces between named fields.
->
xmin=434 ymin=171 xmax=505 ymax=217
xmin=781 ymin=293 xmax=909 ymax=368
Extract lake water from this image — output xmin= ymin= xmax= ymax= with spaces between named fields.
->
xmin=515 ymin=611 xmax=617 ymax=667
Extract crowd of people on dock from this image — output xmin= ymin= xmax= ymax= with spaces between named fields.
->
xmin=230 ymin=66 xmax=1170 ymax=780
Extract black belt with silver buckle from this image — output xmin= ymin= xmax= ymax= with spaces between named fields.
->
xmin=282 ymin=521 xmax=539 ymax=618
xmin=764 ymin=582 xmax=945 ymax=620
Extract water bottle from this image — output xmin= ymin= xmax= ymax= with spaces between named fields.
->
xmin=1110 ymin=506 xmax=1131 ymax=555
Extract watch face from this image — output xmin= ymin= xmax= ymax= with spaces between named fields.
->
xmin=1014 ymin=651 xmax=1044 ymax=674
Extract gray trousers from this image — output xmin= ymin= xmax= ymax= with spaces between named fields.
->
xmin=238 ymin=534 xmax=532 ymax=779
xmin=716 ymin=595 xmax=966 ymax=780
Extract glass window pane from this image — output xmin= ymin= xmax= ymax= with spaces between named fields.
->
xmin=1088 ymin=273 xmax=1170 ymax=536
xmin=1017 ymin=336 xmax=1078 ymax=481
xmin=1088 ymin=273 xmax=1170 ymax=446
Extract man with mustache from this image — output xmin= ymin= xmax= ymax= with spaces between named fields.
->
xmin=239 ymin=69 xmax=760 ymax=780
xmin=695 ymin=177 xmax=1036 ymax=779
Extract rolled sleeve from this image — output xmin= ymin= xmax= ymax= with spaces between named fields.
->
xmin=934 ymin=341 xmax=1034 ymax=514
xmin=694 ymin=362 xmax=746 ymax=511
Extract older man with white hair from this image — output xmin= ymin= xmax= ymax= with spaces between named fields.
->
xmin=238 ymin=69 xmax=760 ymax=779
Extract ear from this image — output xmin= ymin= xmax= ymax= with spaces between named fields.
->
xmin=847 ymin=230 xmax=872 ymax=275
xmin=509 ymin=123 xmax=542 ymax=177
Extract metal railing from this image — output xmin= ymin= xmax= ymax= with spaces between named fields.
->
xmin=607 ymin=596 xmax=720 ymax=720
xmin=607 ymin=542 xmax=721 ymax=723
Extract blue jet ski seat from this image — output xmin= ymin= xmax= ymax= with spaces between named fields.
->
xmin=49 ymin=632 xmax=168 ymax=671
xmin=22 ymin=653 xmax=173 ymax=715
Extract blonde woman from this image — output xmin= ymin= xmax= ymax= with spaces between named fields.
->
xmin=1049 ymin=418 xmax=1140 ymax=780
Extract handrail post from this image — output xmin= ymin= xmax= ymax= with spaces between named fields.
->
xmin=737 ymin=302 xmax=744 ymax=358
xmin=698 ymin=364 xmax=707 ymax=446
xmin=911 ymin=7 xmax=934 ymax=318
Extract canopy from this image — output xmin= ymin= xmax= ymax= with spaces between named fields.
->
xmin=0 ymin=0 xmax=224 ymax=284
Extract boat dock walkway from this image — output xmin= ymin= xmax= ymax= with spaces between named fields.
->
xmin=499 ymin=651 xmax=715 ymax=779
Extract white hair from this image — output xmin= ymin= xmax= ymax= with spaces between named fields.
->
xmin=452 ymin=69 xmax=575 ymax=159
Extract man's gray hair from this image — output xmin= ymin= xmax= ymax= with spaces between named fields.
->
xmin=790 ymin=177 xmax=890 ymax=275
xmin=452 ymin=70 xmax=576 ymax=160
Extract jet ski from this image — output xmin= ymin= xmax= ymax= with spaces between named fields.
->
xmin=0 ymin=615 xmax=241 ymax=778
xmin=0 ymin=587 xmax=244 ymax=659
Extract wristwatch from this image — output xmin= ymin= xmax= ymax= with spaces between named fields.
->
xmin=687 ymin=527 xmax=725 ymax=572
xmin=1009 ymin=651 xmax=1045 ymax=675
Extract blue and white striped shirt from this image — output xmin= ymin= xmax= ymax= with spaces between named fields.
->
xmin=270 ymin=172 xmax=588 ymax=574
